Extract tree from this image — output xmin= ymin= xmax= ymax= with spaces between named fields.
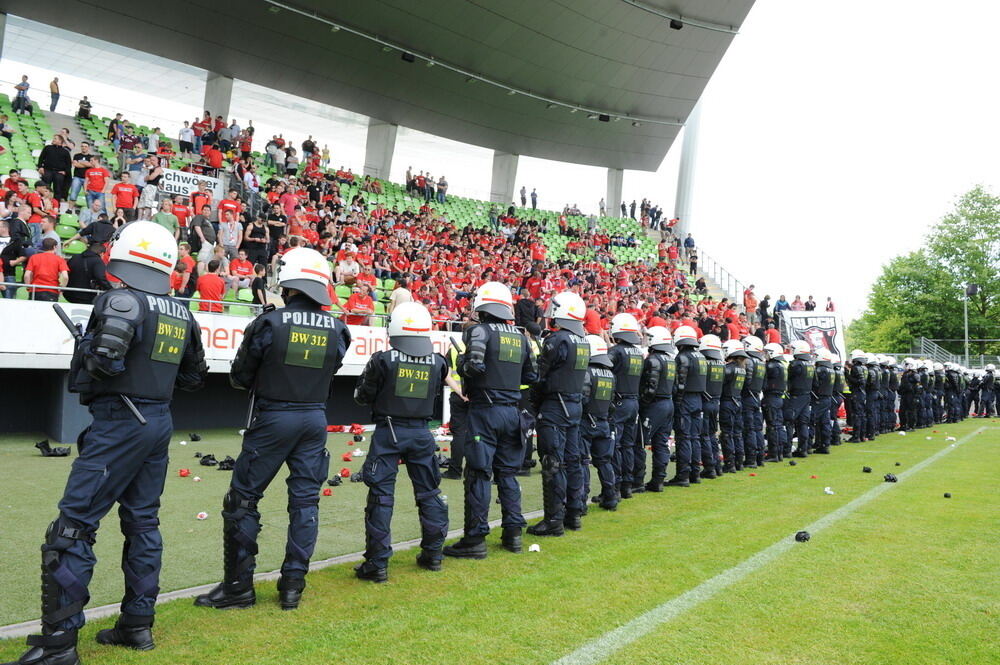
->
xmin=847 ymin=186 xmax=1000 ymax=361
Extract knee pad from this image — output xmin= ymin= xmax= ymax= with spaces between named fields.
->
xmin=222 ymin=489 xmax=258 ymax=523
xmin=540 ymin=454 xmax=561 ymax=473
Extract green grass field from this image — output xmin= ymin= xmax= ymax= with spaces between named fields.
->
xmin=1 ymin=421 xmax=997 ymax=665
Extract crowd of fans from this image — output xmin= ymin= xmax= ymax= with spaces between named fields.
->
xmin=0 ymin=79 xmax=834 ymax=335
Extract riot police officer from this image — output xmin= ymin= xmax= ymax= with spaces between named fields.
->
xmin=967 ymin=369 xmax=981 ymax=417
xmin=7 ymin=222 xmax=207 ymax=665
xmin=741 ymin=336 xmax=767 ymax=468
xmin=885 ymin=357 xmax=899 ymax=431
xmin=865 ymin=354 xmax=881 ymax=438
xmin=666 ymin=326 xmax=705 ymax=487
xmin=442 ymin=336 xmax=468 ymax=480
xmin=811 ymin=349 xmax=835 ymax=454
xmin=719 ymin=339 xmax=748 ymax=473
xmin=528 ymin=292 xmax=589 ymax=536
xmin=978 ymin=364 xmax=995 ymax=417
xmin=917 ymin=359 xmax=932 ymax=427
xmin=931 ymin=362 xmax=945 ymax=424
xmin=830 ymin=353 xmax=846 ymax=446
xmin=638 ymin=326 xmax=675 ymax=491
xmin=607 ymin=313 xmax=644 ymax=497
xmin=353 ymin=302 xmax=458 ymax=581
xmin=444 ymin=282 xmax=537 ymax=559
xmin=846 ymin=349 xmax=869 ymax=442
xmin=762 ymin=342 xmax=788 ymax=462
xmin=944 ymin=362 xmax=962 ymax=423
xmin=786 ymin=340 xmax=814 ymax=458
xmin=582 ymin=335 xmax=618 ymax=510
xmin=195 ymin=247 xmax=351 ymax=611
xmin=699 ymin=334 xmax=725 ymax=478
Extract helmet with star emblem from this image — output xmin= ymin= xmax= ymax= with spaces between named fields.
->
xmin=107 ymin=221 xmax=178 ymax=294
xmin=278 ymin=247 xmax=332 ymax=305
xmin=387 ymin=301 xmax=434 ymax=356
xmin=473 ymin=281 xmax=514 ymax=320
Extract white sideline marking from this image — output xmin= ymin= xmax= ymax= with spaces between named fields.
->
xmin=552 ymin=427 xmax=986 ymax=665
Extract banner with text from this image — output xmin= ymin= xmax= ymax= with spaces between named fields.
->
xmin=779 ymin=311 xmax=847 ymax=360
xmin=159 ymin=169 xmax=226 ymax=208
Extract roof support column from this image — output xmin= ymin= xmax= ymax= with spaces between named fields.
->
xmin=0 ymin=14 xmax=7 ymax=59
xmin=204 ymin=72 xmax=233 ymax=120
xmin=490 ymin=150 xmax=518 ymax=204
xmin=363 ymin=119 xmax=397 ymax=179
xmin=606 ymin=167 xmax=623 ymax=218
xmin=673 ymin=102 xmax=702 ymax=238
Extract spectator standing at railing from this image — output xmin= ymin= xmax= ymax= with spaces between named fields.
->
xmin=195 ymin=259 xmax=225 ymax=312
xmin=758 ymin=295 xmax=771 ymax=323
xmin=689 ymin=249 xmax=698 ymax=275
xmin=68 ymin=142 xmax=94 ymax=204
xmin=178 ymin=121 xmax=195 ymax=157
xmin=64 ymin=240 xmax=110 ymax=304
xmin=218 ymin=212 xmax=242 ymax=261
xmin=344 ymin=283 xmax=375 ymax=325
xmin=24 ymin=237 xmax=68 ymax=301
xmin=774 ymin=295 xmax=790 ymax=313
xmin=683 ymin=232 xmax=695 ymax=259
xmin=805 ymin=295 xmax=817 ymax=311
xmin=825 ymin=297 xmax=835 ymax=312
xmin=790 ymin=295 xmax=805 ymax=311
xmin=151 ymin=198 xmax=179 ymax=241
xmin=13 ymin=75 xmax=30 ymax=115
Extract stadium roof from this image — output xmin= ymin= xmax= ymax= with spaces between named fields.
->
xmin=0 ymin=0 xmax=754 ymax=170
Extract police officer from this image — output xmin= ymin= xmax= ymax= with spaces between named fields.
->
xmin=638 ymin=326 xmax=675 ymax=491
xmin=885 ymin=357 xmax=899 ymax=432
xmin=762 ymin=342 xmax=788 ymax=462
xmin=607 ymin=313 xmax=644 ymax=497
xmin=195 ymin=247 xmax=351 ymax=611
xmin=582 ymin=335 xmax=619 ymax=510
xmin=865 ymin=354 xmax=881 ymax=437
xmin=829 ymin=353 xmax=846 ymax=447
xmin=967 ymin=369 xmax=981 ymax=417
xmin=444 ymin=282 xmax=537 ymax=559
xmin=917 ymin=359 xmax=932 ymax=428
xmin=981 ymin=364 xmax=997 ymax=417
xmin=7 ymin=222 xmax=207 ymax=665
xmin=741 ymin=336 xmax=767 ymax=468
xmin=786 ymin=340 xmax=814 ymax=458
xmin=442 ymin=336 xmax=468 ymax=480
xmin=666 ymin=325 xmax=705 ymax=487
xmin=699 ymin=334 xmax=725 ymax=478
xmin=517 ymin=331 xmax=543 ymax=476
xmin=810 ymin=348 xmax=835 ymax=454
xmin=846 ymin=350 xmax=869 ymax=442
xmin=528 ymin=291 xmax=589 ymax=536
xmin=719 ymin=339 xmax=748 ymax=473
xmin=353 ymin=302 xmax=458 ymax=581
xmin=944 ymin=362 xmax=962 ymax=423
xmin=931 ymin=362 xmax=946 ymax=424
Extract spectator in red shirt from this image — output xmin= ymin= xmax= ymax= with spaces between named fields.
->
xmin=344 ymin=283 xmax=375 ymax=325
xmin=172 ymin=198 xmax=192 ymax=236
xmin=217 ymin=189 xmax=241 ymax=225
xmin=111 ymin=172 xmax=140 ymax=221
xmin=196 ymin=259 xmax=226 ymax=312
xmin=765 ymin=322 xmax=781 ymax=344
xmin=24 ymin=238 xmax=68 ymax=301
xmin=228 ymin=249 xmax=254 ymax=294
xmin=191 ymin=181 xmax=213 ymax=216
xmin=83 ymin=158 xmax=110 ymax=212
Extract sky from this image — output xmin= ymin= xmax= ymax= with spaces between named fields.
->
xmin=2 ymin=2 xmax=998 ymax=320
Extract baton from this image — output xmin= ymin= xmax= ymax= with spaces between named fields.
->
xmin=53 ymin=304 xmax=147 ymax=426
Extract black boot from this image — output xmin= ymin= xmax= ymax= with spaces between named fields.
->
xmin=354 ymin=561 xmax=388 ymax=583
xmin=95 ymin=614 xmax=154 ymax=650
xmin=416 ymin=550 xmax=443 ymax=571
xmin=699 ymin=468 xmax=717 ymax=480
xmin=441 ymin=468 xmax=462 ymax=480
xmin=619 ymin=483 xmax=633 ymax=499
xmin=743 ymin=457 xmax=757 ymax=469
xmin=665 ymin=476 xmax=690 ymax=488
xmin=527 ymin=518 xmax=565 ymax=536
xmin=500 ymin=527 xmax=523 ymax=553
xmin=630 ymin=484 xmax=647 ymax=494
xmin=193 ymin=582 xmax=255 ymax=609
xmin=644 ymin=479 xmax=664 ymax=492
xmin=5 ymin=630 xmax=80 ymax=665
xmin=276 ymin=576 xmax=305 ymax=610
xmin=722 ymin=462 xmax=736 ymax=474
xmin=563 ymin=511 xmax=582 ymax=531
xmin=443 ymin=536 xmax=487 ymax=559
xmin=197 ymin=493 xmax=258 ymax=609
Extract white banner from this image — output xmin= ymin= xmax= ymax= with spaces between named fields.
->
xmin=0 ymin=300 xmax=460 ymax=375
xmin=159 ymin=169 xmax=226 ymax=208
xmin=779 ymin=311 xmax=847 ymax=360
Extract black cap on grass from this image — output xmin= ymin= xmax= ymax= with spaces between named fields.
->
xmin=788 ymin=460 xmax=797 ymax=466
xmin=895 ymin=462 xmax=901 ymax=467
xmin=194 ymin=452 xmax=203 ymax=458
xmin=189 ymin=433 xmax=202 ymax=442
xmin=795 ymin=531 xmax=811 ymax=542
xmin=353 ymin=434 xmax=364 ymax=443
xmin=943 ymin=492 xmax=951 ymax=498
xmin=328 ymin=476 xmax=343 ymax=487
xmin=217 ymin=456 xmax=235 ymax=471
xmin=863 ymin=466 xmax=872 ymax=473
xmin=883 ymin=473 xmax=898 ymax=483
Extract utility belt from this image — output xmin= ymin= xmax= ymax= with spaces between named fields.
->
xmin=374 ymin=416 xmax=429 ymax=428
xmin=255 ymin=398 xmax=326 ymax=411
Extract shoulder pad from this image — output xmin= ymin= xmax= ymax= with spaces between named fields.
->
xmin=97 ymin=290 xmax=143 ymax=322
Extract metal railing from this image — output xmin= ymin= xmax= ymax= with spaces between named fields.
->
xmin=913 ymin=337 xmax=960 ymax=366
xmin=1 ymin=283 xmax=263 ymax=315
xmin=696 ymin=249 xmax=746 ymax=310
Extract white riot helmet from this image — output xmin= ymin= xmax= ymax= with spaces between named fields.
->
xmin=987 ymin=364 xmax=996 ymax=372
xmin=106 ymin=221 xmax=178 ymax=294
xmin=933 ymin=362 xmax=944 ymax=371
xmin=923 ymin=359 xmax=934 ymax=370
xmin=815 ymin=348 xmax=833 ymax=364
xmin=789 ymin=340 xmax=812 ymax=359
xmin=645 ymin=326 xmax=674 ymax=352
xmin=610 ymin=313 xmax=642 ymax=344
xmin=764 ymin=342 xmax=785 ymax=360
xmin=879 ymin=355 xmax=891 ymax=366
xmin=549 ymin=291 xmax=586 ymax=337
xmin=674 ymin=325 xmax=699 ymax=348
xmin=850 ymin=349 xmax=867 ymax=362
xmin=473 ymin=281 xmax=514 ymax=320
xmin=387 ymin=301 xmax=434 ymax=356
xmin=829 ymin=352 xmax=841 ymax=366
xmin=277 ymin=246 xmax=332 ymax=305
xmin=722 ymin=339 xmax=748 ymax=359
xmin=885 ymin=356 xmax=896 ymax=367
xmin=699 ymin=334 xmax=722 ymax=360
xmin=587 ymin=334 xmax=612 ymax=368
xmin=742 ymin=335 xmax=764 ymax=353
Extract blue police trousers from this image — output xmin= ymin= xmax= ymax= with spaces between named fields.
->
xmin=640 ymin=398 xmax=674 ymax=483
xmin=463 ymin=404 xmax=526 ymax=539
xmin=536 ymin=397 xmax=584 ymax=519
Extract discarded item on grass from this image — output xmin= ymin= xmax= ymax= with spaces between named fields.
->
xmin=810 ymin=475 xmax=818 ymax=479
xmin=788 ymin=460 xmax=797 ymax=466
xmin=945 ymin=436 xmax=956 ymax=442
xmin=943 ymin=492 xmax=951 ymax=498
xmin=189 ymin=433 xmax=202 ymax=442
xmin=238 ymin=429 xmax=246 ymax=436
xmin=328 ymin=476 xmax=343 ymax=487
xmin=884 ymin=473 xmax=898 ymax=483
xmin=824 ymin=487 xmax=835 ymax=495
xmin=350 ymin=471 xmax=364 ymax=483
xmin=194 ymin=452 xmax=202 ymax=458
xmin=353 ymin=434 xmax=364 ymax=443
xmin=217 ymin=456 xmax=235 ymax=471
xmin=339 ymin=468 xmax=351 ymax=478
xmin=196 ymin=512 xmax=208 ymax=520
xmin=322 ymin=488 xmax=332 ymax=496
xmin=341 ymin=452 xmax=353 ymax=462
xmin=179 ymin=440 xmax=188 ymax=446
xmin=193 ymin=476 xmax=201 ymax=482
xmin=352 ymin=448 xmax=365 ymax=457
xmin=895 ymin=462 xmax=901 ymax=466
xmin=199 ymin=454 xmax=218 ymax=467
xmin=897 ymin=431 xmax=907 ymax=436
xmin=863 ymin=466 xmax=873 ymax=473
xmin=795 ymin=531 xmax=810 ymax=542
xmin=179 ymin=469 xmax=191 ymax=477
xmin=749 ymin=473 xmax=757 ymax=477
xmin=925 ymin=436 xmax=932 ymax=440
xmin=528 ymin=543 xmax=541 ymax=552
xmin=35 ymin=440 xmax=70 ymax=457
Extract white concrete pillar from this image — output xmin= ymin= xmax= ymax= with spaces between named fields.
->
xmin=363 ymin=119 xmax=398 ymax=179
xmin=490 ymin=150 xmax=518 ymax=204
xmin=673 ymin=102 xmax=702 ymax=237
xmin=606 ymin=167 xmax=623 ymax=218
xmin=0 ymin=14 xmax=7 ymax=60
xmin=204 ymin=72 xmax=234 ymax=120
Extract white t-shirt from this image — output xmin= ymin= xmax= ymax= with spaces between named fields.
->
xmin=179 ymin=127 xmax=194 ymax=142
xmin=389 ymin=287 xmax=412 ymax=311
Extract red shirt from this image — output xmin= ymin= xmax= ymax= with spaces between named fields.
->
xmin=26 ymin=252 xmax=68 ymax=292
xmin=111 ymin=183 xmax=140 ymax=209
xmin=344 ymin=294 xmax=374 ymax=325
xmin=173 ymin=204 xmax=191 ymax=228
xmin=230 ymin=258 xmax=253 ymax=278
xmin=218 ymin=198 xmax=241 ymax=223
xmin=26 ymin=192 xmax=45 ymax=224
xmin=196 ymin=273 xmax=226 ymax=312
xmin=191 ymin=191 xmax=212 ymax=215
xmin=206 ymin=147 xmax=224 ymax=169
xmin=765 ymin=328 xmax=781 ymax=344
xmin=85 ymin=167 xmax=111 ymax=193
xmin=583 ymin=308 xmax=603 ymax=335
